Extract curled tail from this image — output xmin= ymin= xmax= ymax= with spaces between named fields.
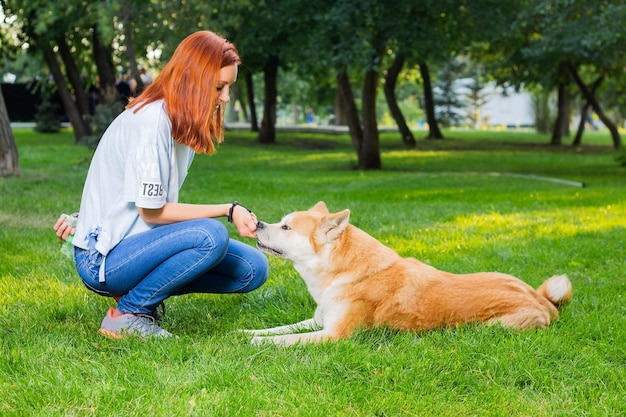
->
xmin=537 ymin=274 xmax=573 ymax=306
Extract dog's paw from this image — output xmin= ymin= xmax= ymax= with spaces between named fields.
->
xmin=236 ymin=330 xmax=275 ymax=345
xmin=239 ymin=329 xmax=266 ymax=336
xmin=250 ymin=336 xmax=271 ymax=346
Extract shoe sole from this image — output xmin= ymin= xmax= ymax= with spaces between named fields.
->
xmin=99 ymin=327 xmax=173 ymax=339
xmin=98 ymin=328 xmax=124 ymax=339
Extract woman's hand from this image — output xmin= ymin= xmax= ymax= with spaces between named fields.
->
xmin=53 ymin=214 xmax=76 ymax=242
xmin=232 ymin=205 xmax=258 ymax=238
xmin=136 ymin=202 xmax=259 ymax=238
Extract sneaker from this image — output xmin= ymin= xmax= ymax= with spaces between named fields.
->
xmin=98 ymin=307 xmax=174 ymax=339
xmin=112 ymin=295 xmax=166 ymax=324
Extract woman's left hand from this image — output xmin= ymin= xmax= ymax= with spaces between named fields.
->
xmin=232 ymin=206 xmax=258 ymax=238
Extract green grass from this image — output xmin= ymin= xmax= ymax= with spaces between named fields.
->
xmin=1 ymin=127 xmax=625 ymax=416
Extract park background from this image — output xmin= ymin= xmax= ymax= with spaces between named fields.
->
xmin=2 ymin=0 xmax=626 ymax=174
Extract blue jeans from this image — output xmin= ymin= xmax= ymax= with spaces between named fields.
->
xmin=74 ymin=219 xmax=269 ymax=315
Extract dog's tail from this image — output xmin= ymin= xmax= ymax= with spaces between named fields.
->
xmin=537 ymin=274 xmax=573 ymax=306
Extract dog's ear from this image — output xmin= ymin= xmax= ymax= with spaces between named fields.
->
xmin=320 ymin=209 xmax=350 ymax=241
xmin=310 ymin=201 xmax=329 ymax=214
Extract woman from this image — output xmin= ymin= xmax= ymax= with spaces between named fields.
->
xmin=66 ymin=31 xmax=268 ymax=339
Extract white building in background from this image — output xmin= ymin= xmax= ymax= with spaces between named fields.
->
xmin=457 ymin=81 xmax=609 ymax=130
xmin=480 ymin=83 xmax=534 ymax=127
xmin=2 ymin=72 xmax=17 ymax=83
xmin=449 ymin=79 xmax=535 ymax=128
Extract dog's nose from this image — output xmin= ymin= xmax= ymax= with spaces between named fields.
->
xmin=256 ymin=221 xmax=265 ymax=229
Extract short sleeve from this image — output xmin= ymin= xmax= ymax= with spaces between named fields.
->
xmin=124 ymin=142 xmax=169 ymax=209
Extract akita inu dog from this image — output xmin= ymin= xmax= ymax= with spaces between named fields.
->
xmin=246 ymin=202 xmax=572 ymax=346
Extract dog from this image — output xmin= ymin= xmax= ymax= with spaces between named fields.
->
xmin=246 ymin=201 xmax=573 ymax=346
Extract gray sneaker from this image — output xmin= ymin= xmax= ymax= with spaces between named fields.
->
xmin=99 ymin=307 xmax=174 ymax=339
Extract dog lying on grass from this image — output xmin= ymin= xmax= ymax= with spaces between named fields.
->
xmin=245 ymin=202 xmax=572 ymax=346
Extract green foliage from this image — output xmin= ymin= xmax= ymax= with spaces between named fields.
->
xmin=33 ymin=91 xmax=61 ymax=133
xmin=530 ymin=87 xmax=555 ymax=134
xmin=3 ymin=0 xmax=626 ymax=148
xmin=1 ymin=128 xmax=625 ymax=416
xmin=615 ymin=148 xmax=626 ymax=167
xmin=82 ymin=89 xmax=125 ymax=149
xmin=434 ymin=59 xmax=467 ymax=127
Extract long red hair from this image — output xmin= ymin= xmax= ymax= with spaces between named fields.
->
xmin=127 ymin=31 xmax=240 ymax=154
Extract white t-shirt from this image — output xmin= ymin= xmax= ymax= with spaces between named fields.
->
xmin=74 ymin=100 xmax=195 ymax=257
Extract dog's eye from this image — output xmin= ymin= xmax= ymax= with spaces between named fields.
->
xmin=281 ymin=224 xmax=291 ymax=230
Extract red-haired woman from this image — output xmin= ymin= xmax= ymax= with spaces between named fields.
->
xmin=67 ymin=31 xmax=268 ymax=338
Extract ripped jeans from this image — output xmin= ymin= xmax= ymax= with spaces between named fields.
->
xmin=74 ymin=219 xmax=269 ymax=315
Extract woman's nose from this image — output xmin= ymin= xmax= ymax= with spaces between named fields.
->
xmin=219 ymin=87 xmax=230 ymax=103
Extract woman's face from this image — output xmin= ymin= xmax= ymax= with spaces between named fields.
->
xmin=216 ymin=64 xmax=238 ymax=105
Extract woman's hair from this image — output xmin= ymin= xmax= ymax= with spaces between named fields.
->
xmin=127 ymin=31 xmax=240 ymax=154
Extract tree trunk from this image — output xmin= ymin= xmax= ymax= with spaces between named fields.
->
xmin=419 ymin=62 xmax=443 ymax=140
xmin=0 ymin=88 xmax=20 ymax=177
xmin=572 ymin=76 xmax=602 ymax=146
xmin=567 ymin=61 xmax=621 ymax=149
xmin=244 ymin=70 xmax=258 ymax=131
xmin=550 ymin=82 xmax=567 ymax=145
xmin=121 ymin=1 xmax=144 ymax=94
xmin=333 ymin=87 xmax=348 ymax=125
xmin=92 ymin=26 xmax=116 ymax=93
xmin=337 ymin=69 xmax=364 ymax=163
xmin=573 ymin=104 xmax=589 ymax=146
xmin=236 ymin=84 xmax=250 ymax=123
xmin=227 ymin=84 xmax=239 ymax=123
xmin=361 ymin=69 xmax=381 ymax=170
xmin=57 ymin=37 xmax=91 ymax=133
xmin=258 ymin=54 xmax=278 ymax=143
xmin=384 ymin=53 xmax=416 ymax=148
xmin=41 ymin=44 xmax=89 ymax=142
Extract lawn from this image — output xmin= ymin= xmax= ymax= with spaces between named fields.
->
xmin=0 ymin=127 xmax=624 ymax=416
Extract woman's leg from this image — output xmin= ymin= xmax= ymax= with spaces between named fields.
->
xmin=173 ymin=238 xmax=269 ymax=295
xmin=76 ymin=219 xmax=231 ymax=315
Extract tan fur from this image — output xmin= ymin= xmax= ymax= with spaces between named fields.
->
xmin=246 ymin=201 xmax=573 ymax=346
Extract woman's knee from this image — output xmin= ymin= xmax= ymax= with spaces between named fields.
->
xmin=190 ymin=219 xmax=230 ymax=252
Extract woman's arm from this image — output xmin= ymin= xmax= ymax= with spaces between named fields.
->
xmin=138 ymin=202 xmax=258 ymax=238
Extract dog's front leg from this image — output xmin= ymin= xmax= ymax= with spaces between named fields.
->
xmin=249 ymin=304 xmax=352 ymax=346
xmin=251 ymin=329 xmax=337 ymax=347
xmin=242 ymin=318 xmax=318 ymax=337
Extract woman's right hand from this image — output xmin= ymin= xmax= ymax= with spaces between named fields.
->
xmin=54 ymin=214 xmax=76 ymax=242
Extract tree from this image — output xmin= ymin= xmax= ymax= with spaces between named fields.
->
xmin=306 ymin=0 xmax=402 ymax=169
xmin=0 ymin=8 xmax=19 ymax=176
xmin=1 ymin=0 xmax=103 ymax=142
xmin=434 ymin=59 xmax=467 ymax=128
xmin=1 ymin=0 xmax=191 ymax=144
xmin=387 ymin=0 xmax=510 ymax=141
xmin=572 ymin=76 xmax=602 ymax=146
xmin=538 ymin=1 xmax=624 ymax=148
xmin=384 ymin=54 xmax=416 ymax=148
xmin=465 ymin=76 xmax=489 ymax=129
xmin=241 ymin=69 xmax=259 ymax=131
xmin=0 ymin=87 xmax=19 ymax=176
xmin=568 ymin=62 xmax=620 ymax=148
xmin=550 ymin=64 xmax=571 ymax=145
xmin=223 ymin=0 xmax=297 ymax=144
xmin=390 ymin=0 xmax=452 ymax=141
xmin=419 ymin=62 xmax=443 ymax=139
xmin=481 ymin=0 xmax=625 ymax=148
xmin=40 ymin=40 xmax=91 ymax=141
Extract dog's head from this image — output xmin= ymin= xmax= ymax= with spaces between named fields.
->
xmin=256 ymin=201 xmax=350 ymax=263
